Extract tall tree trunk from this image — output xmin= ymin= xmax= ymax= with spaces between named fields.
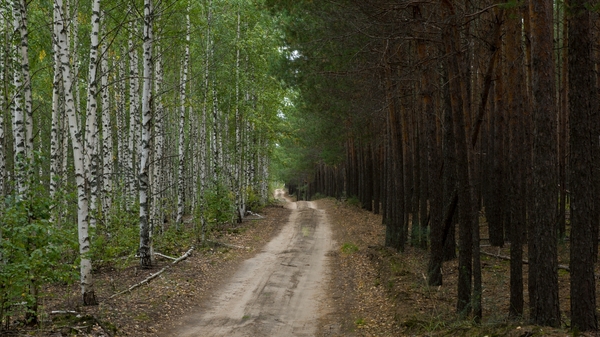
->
xmin=152 ymin=46 xmax=164 ymax=233
xmin=506 ymin=4 xmax=525 ymax=318
xmin=557 ymin=0 xmax=568 ymax=238
xmin=55 ymin=0 xmax=97 ymax=305
xmin=176 ymin=2 xmax=190 ymax=227
xmin=128 ymin=20 xmax=140 ymax=207
xmin=568 ymin=0 xmax=598 ymax=331
xmin=100 ymin=21 xmax=112 ymax=218
xmin=441 ymin=0 xmax=472 ymax=317
xmin=11 ymin=0 xmax=26 ymax=196
xmin=200 ymin=0 xmax=212 ymax=242
xmin=139 ymin=0 xmax=153 ymax=269
xmin=528 ymin=0 xmax=560 ymax=327
xmin=14 ymin=0 xmax=32 ymax=164
xmin=50 ymin=0 xmax=63 ymax=202
xmin=441 ymin=61 xmax=457 ymax=262
xmin=85 ymin=0 xmax=101 ymax=229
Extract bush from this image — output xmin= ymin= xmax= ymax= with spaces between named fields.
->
xmin=90 ymin=201 xmax=139 ymax=268
xmin=0 ymin=189 xmax=78 ymax=325
xmin=310 ymin=192 xmax=326 ymax=201
xmin=346 ymin=196 xmax=361 ymax=208
xmin=205 ymin=182 xmax=236 ymax=228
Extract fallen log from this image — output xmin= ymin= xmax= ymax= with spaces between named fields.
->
xmin=154 ymin=252 xmax=177 ymax=261
xmin=109 ymin=247 xmax=194 ymax=299
xmin=480 ymin=251 xmax=570 ymax=271
xmin=50 ymin=310 xmax=79 ymax=315
xmin=246 ymin=211 xmax=264 ymax=219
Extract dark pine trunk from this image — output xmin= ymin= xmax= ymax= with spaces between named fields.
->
xmin=528 ymin=0 xmax=560 ymax=327
xmin=506 ymin=4 xmax=525 ymax=318
xmin=568 ymin=0 xmax=598 ymax=331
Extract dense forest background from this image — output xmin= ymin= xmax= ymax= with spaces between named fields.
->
xmin=271 ymin=0 xmax=600 ymax=332
xmin=2 ymin=0 xmax=600 ymax=333
xmin=0 ymin=0 xmax=286 ymax=326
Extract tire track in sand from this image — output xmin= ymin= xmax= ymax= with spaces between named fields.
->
xmin=168 ymin=189 xmax=334 ymax=337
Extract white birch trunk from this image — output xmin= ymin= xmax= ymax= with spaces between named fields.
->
xmin=199 ymin=0 xmax=212 ymax=241
xmin=67 ymin=0 xmax=80 ymax=129
xmin=50 ymin=0 xmax=62 ymax=199
xmin=14 ymin=0 xmax=32 ymax=162
xmin=139 ymin=0 xmax=153 ymax=268
xmin=100 ymin=21 xmax=112 ymax=216
xmin=0 ymin=0 xmax=6 ymax=196
xmin=152 ymin=46 xmax=164 ymax=232
xmin=176 ymin=2 xmax=191 ymax=226
xmin=190 ymin=99 xmax=198 ymax=210
xmin=85 ymin=0 xmax=101 ymax=228
xmin=212 ymin=82 xmax=219 ymax=181
xmin=234 ymin=10 xmax=246 ymax=222
xmin=128 ymin=21 xmax=140 ymax=207
xmin=11 ymin=0 xmax=25 ymax=196
xmin=116 ymin=54 xmax=127 ymax=203
xmin=55 ymin=0 xmax=97 ymax=305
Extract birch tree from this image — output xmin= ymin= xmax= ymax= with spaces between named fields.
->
xmin=13 ymin=0 xmax=32 ymax=164
xmin=101 ymin=21 xmax=112 ymax=217
xmin=54 ymin=0 xmax=97 ymax=305
xmin=128 ymin=20 xmax=140 ymax=206
xmin=0 ymin=0 xmax=6 ymax=197
xmin=50 ymin=0 xmax=63 ymax=201
xmin=139 ymin=0 xmax=154 ymax=268
xmin=85 ymin=0 xmax=101 ymax=229
xmin=152 ymin=46 xmax=164 ymax=232
xmin=199 ymin=0 xmax=213 ymax=242
xmin=176 ymin=1 xmax=190 ymax=226
xmin=11 ymin=0 xmax=26 ymax=196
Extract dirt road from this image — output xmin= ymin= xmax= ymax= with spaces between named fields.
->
xmin=166 ymin=190 xmax=335 ymax=336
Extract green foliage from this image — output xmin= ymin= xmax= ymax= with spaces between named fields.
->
xmin=154 ymin=226 xmax=196 ymax=257
xmin=0 ymin=188 xmax=78 ymax=324
xmin=246 ymin=187 xmax=263 ymax=212
xmin=310 ymin=192 xmax=325 ymax=200
xmin=205 ymin=182 xmax=236 ymax=228
xmin=346 ymin=196 xmax=361 ymax=208
xmin=341 ymin=242 xmax=359 ymax=254
xmin=91 ymin=207 xmax=138 ymax=269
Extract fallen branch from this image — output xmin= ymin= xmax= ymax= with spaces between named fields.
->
xmin=109 ymin=247 xmax=194 ymax=299
xmin=50 ymin=310 xmax=79 ymax=315
xmin=154 ymin=252 xmax=177 ymax=261
xmin=480 ymin=251 xmax=570 ymax=271
xmin=246 ymin=211 xmax=264 ymax=218
xmin=207 ymin=240 xmax=249 ymax=250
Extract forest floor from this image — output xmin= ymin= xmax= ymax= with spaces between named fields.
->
xmin=4 ymin=192 xmax=598 ymax=336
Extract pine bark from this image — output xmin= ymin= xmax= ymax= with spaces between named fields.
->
xmin=505 ymin=5 xmax=525 ymax=318
xmin=528 ymin=0 xmax=560 ymax=327
xmin=568 ymin=0 xmax=598 ymax=330
xmin=441 ymin=0 xmax=472 ymax=316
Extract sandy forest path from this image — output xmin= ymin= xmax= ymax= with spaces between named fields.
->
xmin=165 ymin=189 xmax=335 ymax=336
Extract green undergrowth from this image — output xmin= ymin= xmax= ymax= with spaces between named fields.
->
xmin=341 ymin=242 xmax=359 ymax=254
